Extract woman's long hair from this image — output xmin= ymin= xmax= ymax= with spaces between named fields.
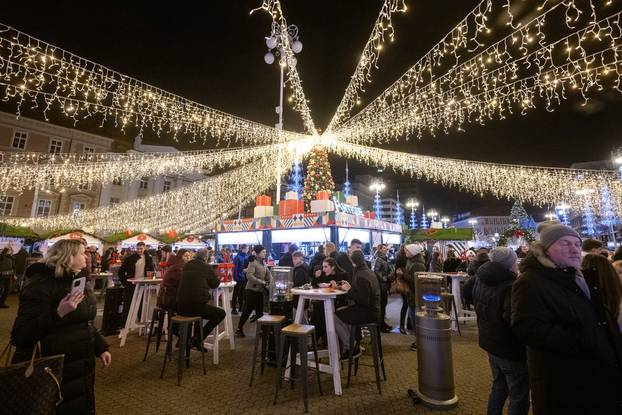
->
xmin=351 ymin=250 xmax=368 ymax=269
xmin=322 ymin=257 xmax=346 ymax=275
xmin=582 ymin=254 xmax=622 ymax=320
xmin=44 ymin=239 xmax=83 ymax=277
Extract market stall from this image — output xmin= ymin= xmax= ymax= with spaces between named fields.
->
xmin=44 ymin=231 xmax=105 ymax=254
xmin=120 ymin=233 xmax=162 ymax=249
xmin=172 ymin=235 xmax=208 ymax=251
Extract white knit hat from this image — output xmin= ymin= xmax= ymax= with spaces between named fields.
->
xmin=405 ymin=244 xmax=423 ymax=256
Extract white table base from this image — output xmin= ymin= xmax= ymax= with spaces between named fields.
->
xmin=118 ymin=282 xmax=159 ymax=347
xmin=203 ymin=282 xmax=236 ymax=364
xmin=450 ymin=275 xmax=477 ymax=331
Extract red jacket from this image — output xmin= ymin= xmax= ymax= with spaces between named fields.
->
xmin=162 ymin=254 xmax=184 ymax=290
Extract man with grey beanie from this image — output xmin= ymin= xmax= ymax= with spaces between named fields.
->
xmin=473 ymin=247 xmax=528 ymax=415
xmin=511 ymin=221 xmax=622 ymax=414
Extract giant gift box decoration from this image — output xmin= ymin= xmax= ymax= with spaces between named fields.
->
xmin=285 ymin=191 xmax=299 ymax=200
xmin=363 ymin=210 xmax=376 ymax=219
xmin=316 ymin=190 xmax=331 ymax=200
xmin=254 ymin=195 xmax=274 ymax=218
xmin=256 ymin=195 xmax=272 ymax=206
xmin=346 ymin=195 xmax=359 ymax=206
xmin=311 ymin=199 xmax=334 ymax=213
xmin=279 ymin=200 xmax=305 ymax=216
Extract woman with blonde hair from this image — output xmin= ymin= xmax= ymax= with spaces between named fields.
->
xmin=11 ymin=239 xmax=111 ymax=415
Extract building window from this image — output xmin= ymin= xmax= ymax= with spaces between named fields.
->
xmin=110 ymin=197 xmax=120 ymax=205
xmin=139 ymin=177 xmax=149 ymax=190
xmin=12 ymin=130 xmax=27 ymax=149
xmin=112 ymin=178 xmax=122 ymax=186
xmin=83 ymin=146 xmax=95 ymax=154
xmin=163 ymin=180 xmax=172 ymax=193
xmin=36 ymin=199 xmax=52 ymax=217
xmin=0 ymin=196 xmax=14 ymax=216
xmin=72 ymin=202 xmax=86 ymax=211
xmin=49 ymin=139 xmax=63 ymax=154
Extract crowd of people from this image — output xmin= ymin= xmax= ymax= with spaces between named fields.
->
xmin=3 ymin=224 xmax=622 ymax=414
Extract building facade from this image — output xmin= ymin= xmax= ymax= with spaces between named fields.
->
xmin=453 ymin=214 xmax=512 ymax=241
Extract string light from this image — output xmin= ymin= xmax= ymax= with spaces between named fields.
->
xmin=322 ymin=139 xmax=622 ymax=216
xmin=326 ymin=0 xmax=407 ymax=133
xmin=0 ymin=143 xmax=287 ymax=193
xmin=333 ymin=8 xmax=622 ymax=143
xmin=0 ymin=23 xmax=308 ymax=146
xmin=251 ymin=0 xmax=317 ymax=135
xmin=7 ymin=140 xmax=313 ymax=233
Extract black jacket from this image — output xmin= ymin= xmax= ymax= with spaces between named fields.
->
xmin=279 ymin=252 xmax=294 ymax=267
xmin=118 ymin=253 xmax=154 ymax=284
xmin=336 ymin=266 xmax=381 ymax=325
xmin=12 ymin=249 xmax=28 ymax=274
xmin=11 ymin=263 xmax=109 ymax=415
xmin=335 ymin=252 xmax=353 ymax=281
xmin=403 ymin=254 xmax=426 ymax=307
xmin=309 ymin=252 xmax=326 ymax=272
xmin=472 ymin=261 xmax=525 ymax=361
xmin=511 ymin=245 xmax=622 ymax=415
xmin=177 ymin=259 xmax=221 ymax=306
xmin=293 ymin=262 xmax=311 ymax=288
xmin=443 ymin=257 xmax=461 ymax=273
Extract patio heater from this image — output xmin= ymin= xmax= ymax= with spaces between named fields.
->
xmin=409 ymin=274 xmax=458 ymax=409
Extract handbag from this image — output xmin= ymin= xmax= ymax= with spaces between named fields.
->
xmin=389 ymin=274 xmax=411 ymax=295
xmin=0 ymin=342 xmax=64 ymax=415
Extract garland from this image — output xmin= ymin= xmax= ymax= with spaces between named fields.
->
xmin=498 ymin=226 xmax=535 ymax=246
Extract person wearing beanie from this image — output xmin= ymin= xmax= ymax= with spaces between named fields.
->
xmin=236 ymin=245 xmax=271 ymax=337
xmin=472 ymin=247 xmax=528 ymax=415
xmin=402 ymin=243 xmax=426 ymax=350
xmin=582 ymin=238 xmax=603 ymax=255
xmin=511 ymin=221 xmax=622 ymax=414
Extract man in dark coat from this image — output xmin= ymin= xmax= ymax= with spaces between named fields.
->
xmin=373 ymin=244 xmax=393 ymax=332
xmin=177 ymin=249 xmax=225 ymax=350
xmin=12 ymin=247 xmax=28 ymax=290
xmin=231 ymin=244 xmax=249 ymax=314
xmin=279 ymin=243 xmax=298 ymax=267
xmin=473 ymin=247 xmax=528 ymax=415
xmin=335 ymin=238 xmax=363 ymax=281
xmin=402 ymin=244 xmax=426 ymax=350
xmin=512 ymin=221 xmax=622 ymax=414
xmin=118 ymin=242 xmax=154 ymax=325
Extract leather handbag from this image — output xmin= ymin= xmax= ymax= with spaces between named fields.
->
xmin=389 ymin=274 xmax=411 ymax=295
xmin=0 ymin=342 xmax=64 ymax=415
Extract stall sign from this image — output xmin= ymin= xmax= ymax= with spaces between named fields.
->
xmin=333 ymin=199 xmax=363 ymax=216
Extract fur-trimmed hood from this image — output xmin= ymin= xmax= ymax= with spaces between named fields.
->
xmin=519 ymin=241 xmax=557 ymax=273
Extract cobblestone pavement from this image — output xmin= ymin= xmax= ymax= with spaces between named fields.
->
xmin=0 ymin=293 xmax=509 ymax=415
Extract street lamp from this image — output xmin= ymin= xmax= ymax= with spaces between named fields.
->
xmin=440 ymin=217 xmax=450 ymax=229
xmin=370 ymin=180 xmax=386 ymax=220
xmin=263 ymin=22 xmax=303 ymax=202
xmin=406 ymin=199 xmax=419 ymax=230
xmin=427 ymin=209 xmax=438 ymax=221
xmin=544 ymin=212 xmax=557 ymax=221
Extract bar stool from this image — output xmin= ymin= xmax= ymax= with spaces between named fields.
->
xmin=347 ymin=322 xmax=386 ymax=394
xmin=160 ymin=315 xmax=206 ymax=386
xmin=143 ymin=306 xmax=172 ymax=361
xmin=249 ymin=315 xmax=286 ymax=386
xmin=274 ymin=323 xmax=323 ymax=413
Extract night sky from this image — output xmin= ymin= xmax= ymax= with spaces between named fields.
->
xmin=2 ymin=1 xmax=621 ymax=218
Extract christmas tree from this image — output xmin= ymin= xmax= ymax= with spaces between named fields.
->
xmin=394 ymin=190 xmax=404 ymax=225
xmin=303 ymin=146 xmax=335 ymax=209
xmin=510 ymin=201 xmax=529 ymax=226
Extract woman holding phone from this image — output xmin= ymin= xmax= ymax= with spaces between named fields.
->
xmin=11 ymin=239 xmax=111 ymax=415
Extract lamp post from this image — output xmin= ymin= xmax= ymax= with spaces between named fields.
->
xmin=441 ymin=217 xmax=450 ymax=229
xmin=370 ymin=180 xmax=386 ymax=221
xmin=427 ymin=209 xmax=438 ymax=224
xmin=406 ymin=199 xmax=419 ymax=230
xmin=263 ymin=22 xmax=303 ymax=202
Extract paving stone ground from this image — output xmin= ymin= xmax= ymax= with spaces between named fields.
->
xmin=0 ymin=293 xmax=518 ymax=415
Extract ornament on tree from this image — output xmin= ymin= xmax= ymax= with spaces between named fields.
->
xmin=303 ymin=146 xmax=335 ymax=210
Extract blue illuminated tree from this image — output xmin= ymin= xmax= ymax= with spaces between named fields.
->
xmin=342 ymin=161 xmax=352 ymax=197
xmin=288 ymin=160 xmax=303 ymax=198
xmin=600 ymin=185 xmax=618 ymax=228
xmin=582 ymin=199 xmax=596 ymax=236
xmin=420 ymin=206 xmax=429 ymax=229
xmin=394 ymin=190 xmax=404 ymax=225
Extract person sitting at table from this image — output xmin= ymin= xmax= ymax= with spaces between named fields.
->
xmin=311 ymin=257 xmax=348 ymax=345
xmin=160 ymin=248 xmax=191 ymax=311
xmin=236 ymin=245 xmax=271 ymax=337
xmin=176 ymin=248 xmax=225 ymax=351
xmin=333 ymin=250 xmax=381 ymax=359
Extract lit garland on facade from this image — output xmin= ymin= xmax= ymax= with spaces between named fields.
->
xmin=8 ymin=142 xmax=310 ymax=233
xmin=251 ymin=0 xmax=317 ymax=135
xmin=323 ymin=139 xmax=622 ymax=215
xmin=0 ymin=143 xmax=287 ymax=192
xmin=325 ymin=0 xmax=407 ymax=133
xmin=333 ymin=0 xmax=620 ymax=143
xmin=0 ymin=23 xmax=308 ymax=146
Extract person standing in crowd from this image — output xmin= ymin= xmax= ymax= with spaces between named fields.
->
xmin=336 ymin=238 xmax=363 ymax=281
xmin=582 ymin=254 xmax=622 ymax=334
xmin=0 ymin=247 xmax=14 ymax=308
xmin=309 ymin=244 xmax=325 ymax=272
xmin=463 ymin=249 xmax=490 ymax=309
xmin=393 ymin=244 xmax=410 ymax=334
xmin=443 ymin=248 xmax=461 ymax=273
xmin=236 ymin=245 xmax=271 ymax=337
xmin=11 ymin=239 xmax=111 ymax=415
xmin=473 ymin=247 xmax=529 ymax=415
xmin=334 ymin=250 xmax=380 ymax=359
xmin=12 ymin=246 xmax=28 ymax=292
xmin=100 ymin=247 xmax=114 ymax=272
xmin=373 ymin=244 xmax=393 ymax=333
xmin=613 ymin=246 xmax=622 ymax=261
xmin=177 ymin=248 xmax=225 ymax=351
xmin=512 ymin=221 xmax=622 ymax=414
xmin=403 ymin=244 xmax=426 ymax=350
xmin=429 ymin=249 xmax=443 ymax=272
xmin=279 ymin=243 xmax=298 ymax=267
xmin=324 ymin=241 xmax=337 ymax=259
xmin=231 ymin=244 xmax=249 ymax=315
xmin=118 ymin=242 xmax=154 ymax=325
xmin=160 ymin=249 xmax=191 ymax=311
xmin=457 ymin=250 xmax=476 ymax=272
xmin=292 ymin=251 xmax=311 ymax=288
xmin=582 ymin=238 xmax=603 ymax=257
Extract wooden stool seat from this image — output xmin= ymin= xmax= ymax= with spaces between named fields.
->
xmin=171 ymin=315 xmax=201 ymax=323
xmin=257 ymin=315 xmax=286 ymax=325
xmin=282 ymin=323 xmax=315 ymax=336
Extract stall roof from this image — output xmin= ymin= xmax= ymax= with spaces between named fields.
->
xmin=120 ymin=233 xmax=163 ymax=247
xmin=173 ymin=235 xmax=207 ymax=248
xmin=46 ymin=231 xmax=104 ymax=246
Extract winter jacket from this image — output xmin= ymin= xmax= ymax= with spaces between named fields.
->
xmin=162 ymin=254 xmax=184 ymax=290
xmin=312 ymin=270 xmax=348 ymax=288
xmin=245 ymin=259 xmax=271 ymax=292
xmin=11 ymin=263 xmax=109 ymax=415
xmin=12 ymin=249 xmax=28 ymax=275
xmin=335 ymin=252 xmax=354 ymax=281
xmin=403 ymin=254 xmax=426 ymax=307
xmin=293 ymin=262 xmax=311 ymax=288
xmin=233 ymin=251 xmax=248 ymax=283
xmin=118 ymin=252 xmax=154 ymax=284
xmin=279 ymin=252 xmax=294 ymax=267
xmin=511 ymin=243 xmax=622 ymax=415
xmin=373 ymin=252 xmax=392 ymax=291
xmin=337 ymin=266 xmax=381 ymax=324
xmin=0 ymin=253 xmax=14 ymax=276
xmin=472 ymin=261 xmax=525 ymax=361
xmin=309 ymin=252 xmax=326 ymax=272
xmin=443 ymin=257 xmax=461 ymax=273
xmin=463 ymin=254 xmax=490 ymax=306
xmin=177 ymin=259 xmax=221 ymax=306
xmin=429 ymin=254 xmax=442 ymax=272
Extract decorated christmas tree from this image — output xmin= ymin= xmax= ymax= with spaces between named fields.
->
xmin=303 ymin=146 xmax=335 ymax=209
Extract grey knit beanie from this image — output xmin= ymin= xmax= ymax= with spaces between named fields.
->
xmin=490 ymin=247 xmax=518 ymax=270
xmin=537 ymin=220 xmax=581 ymax=249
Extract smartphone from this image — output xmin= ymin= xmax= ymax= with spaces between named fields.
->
xmin=71 ymin=277 xmax=86 ymax=295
